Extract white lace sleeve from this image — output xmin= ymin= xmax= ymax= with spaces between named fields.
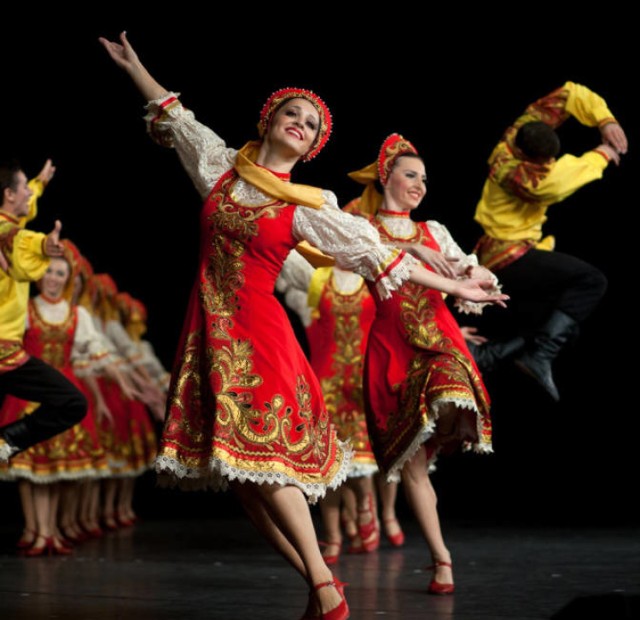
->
xmin=292 ymin=191 xmax=416 ymax=300
xmin=427 ymin=220 xmax=479 ymax=272
xmin=144 ymin=93 xmax=237 ymax=200
xmin=105 ymin=320 xmax=143 ymax=364
xmin=427 ymin=221 xmax=501 ymax=316
xmin=139 ymin=340 xmax=171 ymax=390
xmin=83 ymin=316 xmax=132 ymax=372
xmin=276 ymin=250 xmax=315 ymax=327
xmin=72 ymin=307 xmax=111 ymax=375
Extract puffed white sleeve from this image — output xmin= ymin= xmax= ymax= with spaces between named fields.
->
xmin=427 ymin=220 xmax=480 ymax=272
xmin=139 ymin=340 xmax=171 ymax=391
xmin=427 ymin=221 xmax=501 ymax=316
xmin=276 ymin=250 xmax=315 ymax=327
xmin=144 ymin=92 xmax=238 ymax=200
xmin=292 ymin=191 xmax=417 ymax=300
xmin=105 ymin=320 xmax=143 ymax=365
xmin=71 ymin=306 xmax=111 ymax=375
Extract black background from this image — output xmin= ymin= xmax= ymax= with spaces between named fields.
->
xmin=1 ymin=10 xmax=637 ymax=527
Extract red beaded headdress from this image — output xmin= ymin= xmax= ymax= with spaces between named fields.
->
xmin=53 ymin=239 xmax=80 ymax=302
xmin=377 ymin=133 xmax=419 ymax=186
xmin=62 ymin=239 xmax=81 ymax=273
xmin=257 ymin=87 xmax=332 ymax=162
xmin=131 ymin=298 xmax=148 ymax=323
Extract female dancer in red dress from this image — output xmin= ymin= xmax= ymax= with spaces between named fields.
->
xmin=100 ymin=33 xmax=506 ymax=619
xmin=348 ymin=134 xmax=501 ymax=595
xmin=277 ymin=249 xmax=409 ymax=563
xmin=0 ymin=246 xmax=111 ymax=555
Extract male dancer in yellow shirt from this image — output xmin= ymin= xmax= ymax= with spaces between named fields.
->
xmin=0 ymin=159 xmax=87 ymax=462
xmin=473 ymin=82 xmax=627 ymax=401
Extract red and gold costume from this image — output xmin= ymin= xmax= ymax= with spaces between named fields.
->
xmin=277 ymin=252 xmax=378 ymax=477
xmin=89 ymin=274 xmax=157 ymax=477
xmin=0 ymin=296 xmax=109 ymax=481
xmin=364 ymin=214 xmax=492 ymax=479
xmin=346 ymin=133 xmax=495 ymax=481
xmin=146 ymin=93 xmax=415 ymax=502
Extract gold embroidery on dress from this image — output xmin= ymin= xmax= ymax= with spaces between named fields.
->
xmin=318 ymin=283 xmax=366 ymax=442
xmin=168 ymin=331 xmax=206 ymax=445
xmin=290 ymin=375 xmax=327 ymax=459
xmin=30 ymin=303 xmax=74 ymax=370
xmin=201 ymin=174 xmax=288 ymax=339
xmin=212 ymin=339 xmax=323 ymax=459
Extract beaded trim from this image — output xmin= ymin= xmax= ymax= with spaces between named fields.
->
xmin=257 ymin=87 xmax=332 ymax=162
xmin=378 ymin=133 xmax=418 ymax=185
xmin=378 ymin=208 xmax=410 ymax=218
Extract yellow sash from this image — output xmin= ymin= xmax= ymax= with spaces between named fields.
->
xmin=347 ymin=161 xmax=383 ymax=216
xmin=234 ymin=141 xmax=335 ymax=268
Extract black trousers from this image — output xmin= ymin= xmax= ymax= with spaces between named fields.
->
xmin=0 ymin=356 xmax=87 ymax=450
xmin=475 ymin=248 xmax=608 ymax=340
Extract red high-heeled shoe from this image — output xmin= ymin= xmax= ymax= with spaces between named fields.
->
xmin=16 ymin=528 xmax=36 ymax=550
xmin=23 ymin=535 xmax=55 ymax=557
xmin=382 ymin=517 xmax=405 ymax=547
xmin=83 ymin=523 xmax=106 ymax=537
xmin=61 ymin=525 xmax=89 ymax=544
xmin=319 ymin=541 xmax=341 ymax=565
xmin=52 ymin=536 xmax=73 ymax=555
xmin=102 ymin=514 xmax=119 ymax=531
xmin=314 ymin=581 xmax=349 ymax=620
xmin=356 ymin=493 xmax=379 ymax=553
xmin=115 ymin=512 xmax=137 ymax=527
xmin=300 ymin=576 xmax=349 ymax=620
xmin=23 ymin=535 xmax=73 ymax=557
xmin=427 ymin=560 xmax=454 ymax=595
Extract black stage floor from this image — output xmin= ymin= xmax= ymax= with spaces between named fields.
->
xmin=1 ymin=513 xmax=638 ymax=620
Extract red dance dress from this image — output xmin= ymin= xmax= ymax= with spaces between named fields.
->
xmin=277 ymin=253 xmax=378 ymax=478
xmin=104 ymin=318 xmax=158 ymax=476
xmin=147 ymin=94 xmax=414 ymax=502
xmin=363 ymin=213 xmax=494 ymax=481
xmin=0 ymin=296 xmax=109 ymax=482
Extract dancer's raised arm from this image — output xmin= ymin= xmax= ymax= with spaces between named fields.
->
xmin=99 ymin=31 xmax=168 ymax=102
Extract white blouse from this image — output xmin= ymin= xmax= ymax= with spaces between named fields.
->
xmin=27 ymin=297 xmax=110 ymax=371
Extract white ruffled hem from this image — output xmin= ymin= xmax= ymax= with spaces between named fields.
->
xmin=384 ymin=397 xmax=493 ymax=482
xmin=347 ymin=463 xmax=378 ymax=479
xmin=385 ymin=420 xmax=436 ymax=483
xmin=155 ymin=440 xmax=354 ymax=505
xmin=0 ymin=469 xmax=111 ymax=484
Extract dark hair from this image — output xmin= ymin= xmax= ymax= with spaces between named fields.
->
xmin=394 ymin=152 xmax=422 ymax=164
xmin=376 ymin=152 xmax=424 ymax=193
xmin=0 ymin=159 xmax=22 ymax=195
xmin=515 ymin=122 xmax=560 ymax=161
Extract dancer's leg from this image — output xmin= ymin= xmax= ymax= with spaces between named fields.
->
xmin=401 ymin=447 xmax=452 ymax=586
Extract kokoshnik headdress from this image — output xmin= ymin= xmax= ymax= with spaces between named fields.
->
xmin=345 ymin=133 xmax=419 ymax=216
xmin=257 ymin=87 xmax=332 ymax=162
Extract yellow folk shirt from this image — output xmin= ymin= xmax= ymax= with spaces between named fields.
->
xmin=474 ymin=81 xmax=615 ymax=250
xmin=0 ymin=179 xmax=50 ymax=370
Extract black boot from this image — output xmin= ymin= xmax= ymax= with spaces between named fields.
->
xmin=0 ymin=418 xmax=32 ymax=454
xmin=467 ymin=336 xmax=526 ymax=373
xmin=513 ymin=310 xmax=579 ymax=402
